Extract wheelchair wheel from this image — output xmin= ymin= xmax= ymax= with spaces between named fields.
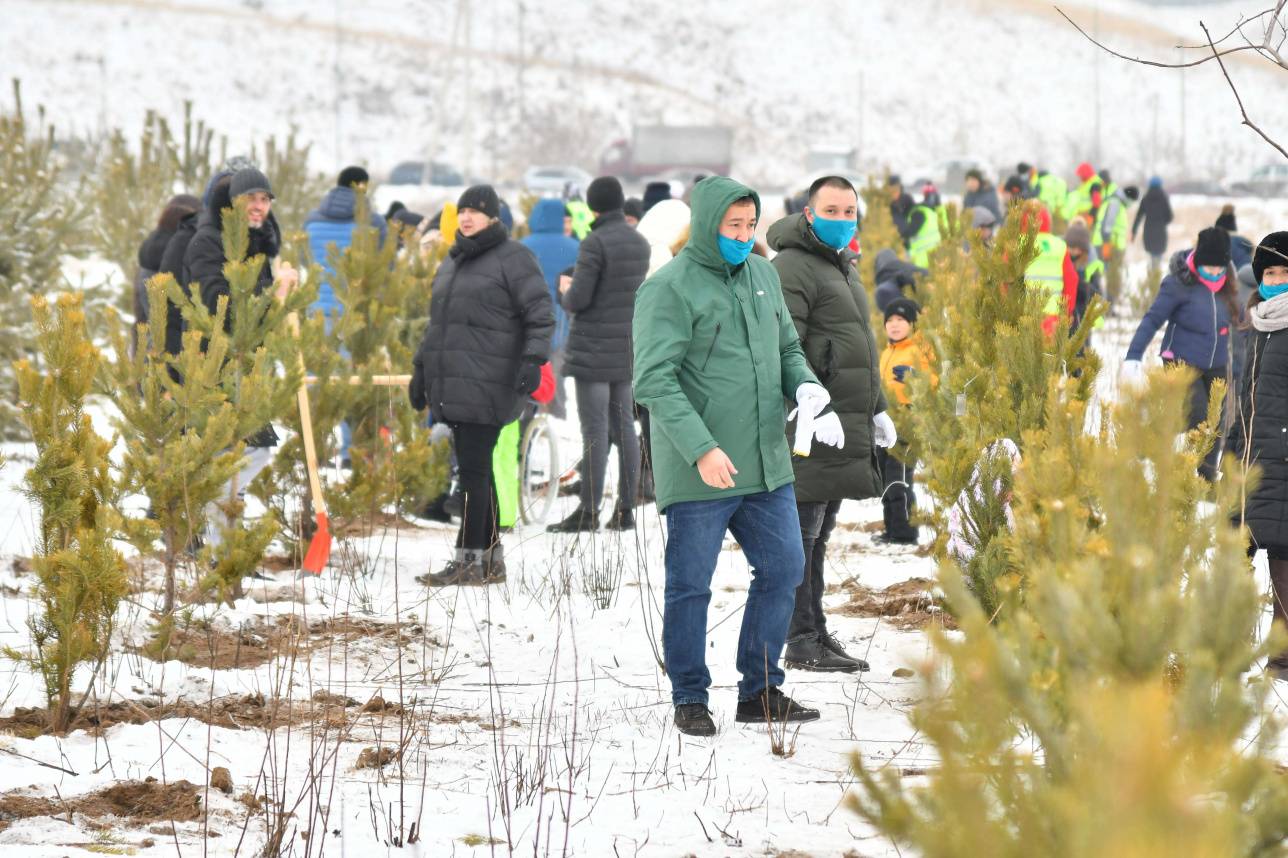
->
xmin=519 ymin=415 xmax=561 ymax=525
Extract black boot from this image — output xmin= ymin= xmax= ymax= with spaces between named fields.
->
xmin=415 ymin=492 xmax=453 ymax=523
xmin=674 ymin=703 xmax=716 ymax=736
xmin=415 ymin=549 xmax=504 ymax=587
xmin=784 ymin=636 xmax=862 ymax=673
xmin=735 ymin=687 xmax=820 ymax=724
xmin=546 ymin=506 xmax=597 ymax=533
xmin=820 ymin=631 xmax=870 ymax=671
xmin=604 ymin=507 xmax=635 ymax=531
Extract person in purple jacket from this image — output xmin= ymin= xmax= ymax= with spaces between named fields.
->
xmin=1121 ymin=226 xmax=1241 ymax=480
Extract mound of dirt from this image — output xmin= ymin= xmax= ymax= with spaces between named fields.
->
xmin=0 ymin=777 xmax=201 ymax=833
xmin=829 ymin=577 xmax=956 ymax=630
xmin=0 ymin=692 xmax=348 ymax=738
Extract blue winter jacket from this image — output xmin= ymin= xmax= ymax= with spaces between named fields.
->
xmin=303 ymin=186 xmax=388 ymax=318
xmin=520 ymin=198 xmax=579 ymax=350
xmin=1126 ymin=249 xmax=1233 ymax=370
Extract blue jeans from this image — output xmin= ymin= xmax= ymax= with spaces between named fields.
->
xmin=663 ymin=484 xmax=805 ymax=706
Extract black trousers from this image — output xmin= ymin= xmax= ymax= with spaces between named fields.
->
xmin=449 ymin=422 xmax=500 ymax=551
xmin=787 ymin=500 xmax=842 ymax=641
xmin=877 ymin=447 xmax=917 ymax=539
xmin=1166 ymin=360 xmax=1226 ymax=482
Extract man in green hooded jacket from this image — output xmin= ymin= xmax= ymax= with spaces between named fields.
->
xmin=633 ymin=177 xmax=842 ymax=737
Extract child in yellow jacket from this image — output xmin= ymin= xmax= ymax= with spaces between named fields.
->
xmin=877 ymin=297 xmax=936 ymax=544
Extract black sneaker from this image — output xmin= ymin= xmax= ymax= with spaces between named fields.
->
xmin=604 ymin=508 xmax=635 ymax=531
xmin=546 ymin=506 xmax=597 ymax=533
xmin=784 ymin=636 xmax=861 ymax=673
xmin=415 ymin=556 xmax=505 ymax=587
xmin=674 ymin=703 xmax=716 ymax=736
xmin=875 ymin=531 xmax=918 ymax=546
xmin=735 ymin=687 xmax=820 ymax=724
xmin=821 ymin=632 xmax=870 ymax=672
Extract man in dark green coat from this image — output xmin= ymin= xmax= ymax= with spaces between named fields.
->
xmin=634 ymin=176 xmax=844 ymax=737
xmin=768 ymin=175 xmax=897 ymax=674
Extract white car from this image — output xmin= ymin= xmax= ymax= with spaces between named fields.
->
xmin=1227 ymin=163 xmax=1288 ymax=198
xmin=523 ymin=166 xmax=594 ymax=198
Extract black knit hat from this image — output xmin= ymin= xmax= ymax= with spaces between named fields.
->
xmin=586 ymin=176 xmax=625 ymax=213
xmin=1215 ymin=204 xmax=1237 ymax=233
xmin=623 ymin=197 xmax=644 ymax=221
xmin=642 ymin=181 xmax=671 ymax=213
xmin=1002 ymin=175 xmax=1026 ymax=195
xmin=337 ymin=165 xmax=369 ymax=188
xmin=1194 ymin=226 xmax=1231 ymax=268
xmin=1253 ymin=232 xmax=1288 ymax=283
xmin=230 ymin=167 xmax=274 ymax=200
xmin=457 ymin=184 xmax=500 ymax=219
xmin=884 ymin=296 xmax=920 ymax=324
xmin=1017 ymin=162 xmax=1032 ymax=175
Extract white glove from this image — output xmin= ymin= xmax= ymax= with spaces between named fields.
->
xmin=1120 ymin=359 xmax=1145 ymax=387
xmin=873 ymin=411 xmax=898 ymax=448
xmin=789 ymin=382 xmax=831 ymax=421
xmin=812 ymin=411 xmax=845 ymax=449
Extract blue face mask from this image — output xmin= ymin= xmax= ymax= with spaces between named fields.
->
xmin=1260 ymin=281 xmax=1288 ymax=300
xmin=717 ymin=233 xmax=755 ymax=266
xmin=809 ymin=212 xmax=857 ymax=250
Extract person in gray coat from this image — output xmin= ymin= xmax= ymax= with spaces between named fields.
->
xmin=547 ymin=176 xmax=652 ymax=533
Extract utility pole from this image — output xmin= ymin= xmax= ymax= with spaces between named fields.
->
xmin=463 ymin=0 xmax=474 ymax=180
xmin=333 ymin=0 xmax=342 ymax=164
xmin=1093 ymin=2 xmax=1102 ymax=165
xmin=1178 ymin=47 xmax=1187 ymax=177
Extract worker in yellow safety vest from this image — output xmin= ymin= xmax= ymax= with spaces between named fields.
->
xmin=1062 ymin=162 xmax=1104 ymax=225
xmin=907 ymin=183 xmax=943 ymax=267
xmin=1021 ymin=204 xmax=1077 ymax=337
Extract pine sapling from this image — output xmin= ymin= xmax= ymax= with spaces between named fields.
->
xmin=6 ymin=293 xmax=127 ymax=733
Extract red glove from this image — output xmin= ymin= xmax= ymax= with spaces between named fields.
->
xmin=532 ymin=362 xmax=556 ymax=404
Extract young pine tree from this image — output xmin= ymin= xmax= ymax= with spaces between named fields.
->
xmin=909 ymin=201 xmax=1104 ymax=617
xmin=0 ymin=80 xmax=88 ymax=439
xmin=104 ymin=276 xmax=244 ymax=614
xmin=179 ymin=200 xmax=312 ymax=603
xmin=255 ymin=194 xmax=449 ymax=548
xmin=850 ymin=369 xmax=1288 ymax=857
xmin=6 ymin=294 xmax=127 ymax=733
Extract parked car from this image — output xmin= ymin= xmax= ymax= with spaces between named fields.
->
xmin=1169 ymin=178 xmax=1229 ymax=197
xmin=523 ymin=165 xmax=594 ymax=198
xmin=1227 ymin=163 xmax=1288 ymax=197
xmin=385 ymin=161 xmax=466 ymax=187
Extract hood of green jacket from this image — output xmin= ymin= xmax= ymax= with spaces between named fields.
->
xmin=766 ymin=212 xmax=835 ymax=258
xmin=680 ymin=176 xmax=762 ymax=273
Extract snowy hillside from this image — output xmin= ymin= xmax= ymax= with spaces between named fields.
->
xmin=3 ymin=0 xmax=1286 ymax=187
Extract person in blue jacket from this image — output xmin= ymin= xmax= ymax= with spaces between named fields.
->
xmin=1121 ymin=226 xmax=1241 ymax=481
xmin=521 ymin=197 xmax=580 ymax=417
xmin=304 ymin=165 xmax=388 ymax=463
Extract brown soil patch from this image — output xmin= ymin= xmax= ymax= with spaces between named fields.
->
xmin=260 ymin=553 xmax=300 ymax=573
xmin=0 ymin=692 xmax=356 ymax=738
xmin=829 ymin=577 xmax=957 ymax=631
xmin=138 ymin=614 xmax=432 ymax=671
xmin=0 ymin=777 xmax=201 ymax=834
xmin=335 ymin=510 xmax=426 ymax=538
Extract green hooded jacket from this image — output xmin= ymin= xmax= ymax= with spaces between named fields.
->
xmin=768 ymin=212 xmax=886 ymax=502
xmin=633 ymin=177 xmax=818 ymax=512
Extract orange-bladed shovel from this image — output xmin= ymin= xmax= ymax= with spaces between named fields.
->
xmin=287 ymin=311 xmax=330 ymax=574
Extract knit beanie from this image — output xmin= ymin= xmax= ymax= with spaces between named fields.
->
xmin=642 ymin=182 xmax=671 ymax=213
xmin=337 ymin=165 xmax=370 ymax=188
xmin=884 ymin=296 xmax=920 ymax=324
xmin=1253 ymin=232 xmax=1288 ymax=283
xmin=623 ymin=197 xmax=644 ymax=221
xmin=1016 ymin=162 xmax=1032 ymax=176
xmin=586 ymin=176 xmax=625 ymax=213
xmin=1065 ymin=221 xmax=1091 ymax=253
xmin=230 ymin=167 xmax=274 ymax=200
xmin=1215 ymin=204 xmax=1237 ymax=233
xmin=456 ymin=184 xmax=500 ymax=219
xmin=1002 ymin=175 xmax=1025 ymax=195
xmin=1194 ymin=226 xmax=1231 ymax=268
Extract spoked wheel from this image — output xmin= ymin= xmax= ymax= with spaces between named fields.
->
xmin=519 ymin=415 xmax=562 ymax=525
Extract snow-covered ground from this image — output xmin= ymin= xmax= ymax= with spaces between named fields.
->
xmin=3 ymin=0 xmax=1286 ymax=188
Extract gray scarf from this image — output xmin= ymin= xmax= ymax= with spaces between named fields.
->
xmin=1251 ymin=293 xmax=1288 ymax=332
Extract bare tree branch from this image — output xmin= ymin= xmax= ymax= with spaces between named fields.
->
xmin=1199 ymin=20 xmax=1288 ymax=160
xmin=1055 ymin=5 xmax=1286 ymax=71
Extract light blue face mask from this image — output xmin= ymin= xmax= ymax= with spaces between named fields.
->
xmin=1260 ymin=281 xmax=1288 ymax=300
xmin=717 ymin=233 xmax=755 ymax=265
xmin=809 ymin=212 xmax=857 ymax=250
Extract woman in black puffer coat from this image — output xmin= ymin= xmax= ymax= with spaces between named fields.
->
xmin=1228 ymin=231 xmax=1288 ymax=678
xmin=410 ymin=185 xmax=554 ymax=586
xmin=134 ymin=194 xmax=200 ymax=334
